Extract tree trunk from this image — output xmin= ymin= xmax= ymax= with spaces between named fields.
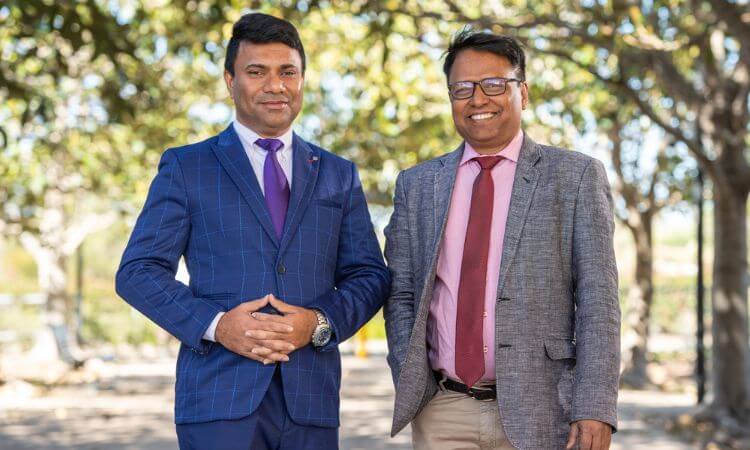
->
xmin=14 ymin=187 xmax=118 ymax=367
xmin=620 ymin=218 xmax=654 ymax=388
xmin=710 ymin=177 xmax=750 ymax=426
xmin=45 ymin=253 xmax=84 ymax=367
xmin=20 ymin=226 xmax=85 ymax=368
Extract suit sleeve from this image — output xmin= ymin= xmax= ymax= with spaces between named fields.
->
xmin=115 ymin=149 xmax=223 ymax=354
xmin=307 ymin=162 xmax=391 ymax=352
xmin=570 ymin=158 xmax=621 ymax=430
xmin=382 ymin=171 xmax=416 ymax=385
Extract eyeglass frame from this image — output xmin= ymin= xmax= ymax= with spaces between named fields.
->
xmin=447 ymin=76 xmax=525 ymax=100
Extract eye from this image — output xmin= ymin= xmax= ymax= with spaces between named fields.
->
xmin=450 ymin=83 xmax=474 ymax=98
xmin=247 ymin=70 xmax=263 ymax=77
xmin=281 ymin=70 xmax=298 ymax=77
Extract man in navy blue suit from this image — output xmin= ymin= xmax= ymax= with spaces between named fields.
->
xmin=116 ymin=12 xmax=390 ymax=450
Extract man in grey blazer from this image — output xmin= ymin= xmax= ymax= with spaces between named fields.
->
xmin=384 ymin=30 xmax=620 ymax=450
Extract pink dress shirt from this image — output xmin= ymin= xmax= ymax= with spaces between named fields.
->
xmin=427 ymin=129 xmax=524 ymax=383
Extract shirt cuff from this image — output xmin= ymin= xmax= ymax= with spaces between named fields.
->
xmin=202 ymin=312 xmax=225 ymax=342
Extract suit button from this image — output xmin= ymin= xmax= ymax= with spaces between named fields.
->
xmin=483 ymin=346 xmax=488 ymax=353
xmin=277 ymin=264 xmax=286 ymax=274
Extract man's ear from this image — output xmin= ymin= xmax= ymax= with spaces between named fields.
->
xmin=223 ymin=70 xmax=234 ymax=96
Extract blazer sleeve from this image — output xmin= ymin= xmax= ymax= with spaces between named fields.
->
xmin=382 ymin=171 xmax=416 ymax=385
xmin=307 ymin=162 xmax=391 ymax=352
xmin=570 ymin=158 xmax=621 ymax=430
xmin=115 ymin=149 xmax=223 ymax=354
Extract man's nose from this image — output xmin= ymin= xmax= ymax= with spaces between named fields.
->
xmin=264 ymin=73 xmax=285 ymax=93
xmin=469 ymin=86 xmax=490 ymax=107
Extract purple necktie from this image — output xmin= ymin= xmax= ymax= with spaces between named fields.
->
xmin=255 ymin=138 xmax=289 ymax=239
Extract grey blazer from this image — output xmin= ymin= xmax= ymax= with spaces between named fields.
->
xmin=383 ymin=134 xmax=620 ymax=449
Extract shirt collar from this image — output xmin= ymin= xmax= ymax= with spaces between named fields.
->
xmin=460 ymin=128 xmax=524 ymax=166
xmin=233 ymin=120 xmax=294 ymax=153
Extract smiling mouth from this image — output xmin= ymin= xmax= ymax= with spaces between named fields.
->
xmin=262 ymin=101 xmax=288 ymax=110
xmin=469 ymin=112 xmax=498 ymax=121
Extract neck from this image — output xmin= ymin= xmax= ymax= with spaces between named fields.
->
xmin=470 ymin=140 xmax=512 ymax=155
xmin=468 ymin=129 xmax=521 ymax=155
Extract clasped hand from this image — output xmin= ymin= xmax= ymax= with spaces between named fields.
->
xmin=214 ymin=294 xmax=318 ymax=364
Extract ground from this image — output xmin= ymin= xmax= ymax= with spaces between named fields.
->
xmin=0 ymin=351 xmax=700 ymax=450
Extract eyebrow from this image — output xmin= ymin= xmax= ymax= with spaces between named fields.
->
xmin=243 ymin=63 xmax=300 ymax=70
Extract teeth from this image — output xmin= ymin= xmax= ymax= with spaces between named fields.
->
xmin=470 ymin=113 xmax=495 ymax=120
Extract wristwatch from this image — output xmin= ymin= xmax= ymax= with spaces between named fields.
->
xmin=311 ymin=309 xmax=332 ymax=348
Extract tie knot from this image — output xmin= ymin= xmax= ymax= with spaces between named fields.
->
xmin=473 ymin=155 xmax=503 ymax=170
xmin=255 ymin=138 xmax=284 ymax=153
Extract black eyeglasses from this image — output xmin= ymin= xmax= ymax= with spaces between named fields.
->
xmin=448 ymin=77 xmax=524 ymax=100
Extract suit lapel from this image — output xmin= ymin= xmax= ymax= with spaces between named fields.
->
xmin=432 ymin=144 xmax=464 ymax=246
xmin=496 ymin=133 xmax=541 ymax=294
xmin=414 ymin=144 xmax=462 ymax=322
xmin=211 ymin=125 xmax=279 ymax=246
xmin=279 ymin=134 xmax=320 ymax=253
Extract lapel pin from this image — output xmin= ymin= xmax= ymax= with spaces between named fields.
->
xmin=308 ymin=156 xmax=319 ymax=164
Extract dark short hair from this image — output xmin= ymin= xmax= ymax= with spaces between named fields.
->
xmin=224 ymin=13 xmax=306 ymax=76
xmin=443 ymin=28 xmax=525 ymax=81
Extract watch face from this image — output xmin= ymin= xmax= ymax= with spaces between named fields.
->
xmin=313 ymin=326 xmax=332 ymax=347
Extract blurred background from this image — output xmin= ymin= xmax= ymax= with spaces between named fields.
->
xmin=0 ymin=1 xmax=748 ymax=449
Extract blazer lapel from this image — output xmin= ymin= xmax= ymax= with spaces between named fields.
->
xmin=496 ymin=133 xmax=541 ymax=295
xmin=432 ymin=143 xmax=464 ymax=246
xmin=279 ymin=134 xmax=320 ymax=253
xmin=413 ymin=144 xmax=462 ymax=317
xmin=211 ymin=125 xmax=279 ymax=247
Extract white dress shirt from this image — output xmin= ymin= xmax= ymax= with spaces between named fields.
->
xmin=202 ymin=120 xmax=295 ymax=342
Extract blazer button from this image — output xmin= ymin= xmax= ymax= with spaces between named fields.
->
xmin=277 ymin=264 xmax=286 ymax=274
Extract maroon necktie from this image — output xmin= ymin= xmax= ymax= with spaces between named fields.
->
xmin=455 ymin=155 xmax=503 ymax=388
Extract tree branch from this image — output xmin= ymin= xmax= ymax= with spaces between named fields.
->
xmin=538 ymin=46 xmax=712 ymax=169
xmin=620 ymin=47 xmax=705 ymax=107
xmin=707 ymin=0 xmax=750 ymax=63
xmin=625 ymin=89 xmax=715 ymax=178
xmin=61 ymin=210 xmax=119 ymax=256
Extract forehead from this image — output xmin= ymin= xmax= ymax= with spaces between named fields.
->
xmin=235 ymin=41 xmax=302 ymax=68
xmin=449 ymin=49 xmax=517 ymax=82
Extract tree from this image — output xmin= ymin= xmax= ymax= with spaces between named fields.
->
xmin=0 ymin=0 xmax=230 ymax=364
xmin=605 ymin=109 xmax=693 ymax=388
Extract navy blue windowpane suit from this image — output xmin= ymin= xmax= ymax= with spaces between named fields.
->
xmin=116 ymin=125 xmax=390 ymax=448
